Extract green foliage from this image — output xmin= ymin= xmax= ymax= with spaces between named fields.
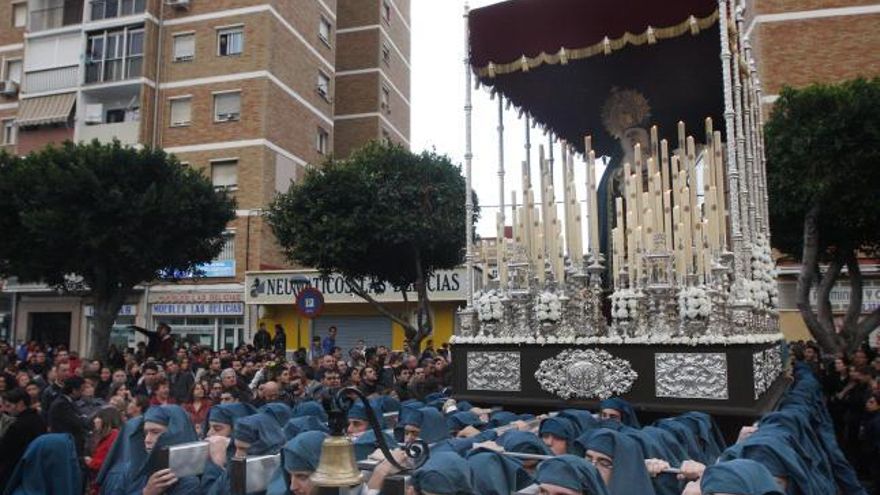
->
xmin=766 ymin=77 xmax=880 ymax=260
xmin=268 ymin=141 xmax=475 ymax=290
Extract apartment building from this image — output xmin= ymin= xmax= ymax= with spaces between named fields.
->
xmin=0 ymin=0 xmax=411 ymax=352
xmin=743 ymin=0 xmax=880 ymax=342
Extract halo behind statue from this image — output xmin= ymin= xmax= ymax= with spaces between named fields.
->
xmin=601 ymin=88 xmax=651 ymax=140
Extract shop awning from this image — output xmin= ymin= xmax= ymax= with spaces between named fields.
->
xmin=468 ymin=0 xmax=724 ymax=156
xmin=17 ymin=92 xmax=76 ymax=127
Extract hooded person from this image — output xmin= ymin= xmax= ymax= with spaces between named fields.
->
xmin=206 ymin=402 xmax=258 ymax=438
xmin=496 ymin=430 xmax=552 ymax=475
xmin=621 ymin=427 xmax=687 ymax=495
xmin=347 ymin=402 xmax=384 ymax=440
xmin=487 ymin=411 xmax=519 ymax=428
xmin=539 ymin=415 xmax=581 ymax=455
xmin=654 ymin=417 xmax=705 ymax=464
xmin=534 ymin=455 xmax=611 ymax=495
xmin=696 ymin=459 xmax=784 ymax=495
xmin=673 ymin=412 xmax=727 ymax=465
xmin=409 ymin=451 xmax=474 ymax=495
xmin=465 ymin=449 xmax=533 ymax=495
xmin=259 ymin=403 xmax=294 ymax=429
xmin=137 ymin=405 xmax=201 ymax=495
xmin=445 ymin=410 xmax=485 ymax=434
xmin=598 ymin=398 xmax=640 ymax=428
xmin=353 ymin=429 xmax=399 ymax=461
xmin=576 ymin=429 xmax=656 ymax=495
xmin=292 ymin=401 xmax=329 ymax=422
xmin=371 ymin=395 xmax=401 ymax=429
xmin=400 ymin=407 xmax=450 ymax=444
xmin=3 ymin=433 xmax=82 ymax=495
xmin=283 ymin=416 xmax=329 ymax=440
xmin=96 ymin=416 xmax=146 ymax=495
xmin=757 ymin=411 xmax=835 ymax=493
xmin=558 ymin=409 xmax=601 ymax=433
xmin=266 ymin=431 xmax=327 ymax=495
xmin=201 ymin=412 xmax=286 ymax=495
xmin=719 ymin=430 xmax=819 ymax=495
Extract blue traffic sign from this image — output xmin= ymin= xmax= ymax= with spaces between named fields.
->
xmin=296 ymin=287 xmax=325 ymax=319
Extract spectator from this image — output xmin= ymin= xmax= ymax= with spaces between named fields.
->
xmin=183 ymin=382 xmax=211 ymax=437
xmin=167 ymin=359 xmax=194 ymax=404
xmin=85 ymin=407 xmax=122 ymax=490
xmin=47 ymin=376 xmax=90 ymax=457
xmin=273 ymin=324 xmax=287 ymax=357
xmin=0 ymin=388 xmax=46 ymax=491
xmin=40 ymin=362 xmax=70 ymax=419
xmin=130 ymin=323 xmax=176 ymax=361
xmin=150 ymin=378 xmax=174 ymax=406
xmin=253 ymin=322 xmax=272 ymax=351
xmin=321 ymin=326 xmax=337 ymax=357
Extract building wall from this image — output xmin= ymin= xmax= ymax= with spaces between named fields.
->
xmin=17 ymin=125 xmax=73 ymax=155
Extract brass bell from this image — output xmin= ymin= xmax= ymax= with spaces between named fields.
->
xmin=310 ymin=435 xmax=364 ymax=487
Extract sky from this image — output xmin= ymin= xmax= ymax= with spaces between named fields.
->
xmin=410 ymin=0 xmax=605 ymax=239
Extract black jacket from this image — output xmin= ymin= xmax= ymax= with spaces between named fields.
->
xmin=48 ymin=395 xmax=89 ymax=457
xmin=168 ymin=371 xmax=195 ymax=404
xmin=0 ymin=408 xmax=46 ymax=491
xmin=253 ymin=329 xmax=272 ymax=351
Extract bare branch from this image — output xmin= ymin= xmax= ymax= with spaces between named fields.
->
xmin=344 ymin=278 xmax=416 ymax=336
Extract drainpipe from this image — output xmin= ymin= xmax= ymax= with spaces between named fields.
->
xmin=150 ymin=0 xmax=165 ymax=147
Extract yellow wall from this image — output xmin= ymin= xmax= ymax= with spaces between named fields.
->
xmin=779 ymin=310 xmax=812 ymax=342
xmin=257 ymin=301 xmax=459 ymax=352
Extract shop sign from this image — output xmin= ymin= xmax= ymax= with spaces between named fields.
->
xmin=246 ymin=268 xmax=467 ymax=305
xmin=151 ymin=302 xmax=244 ymax=316
xmin=150 ymin=292 xmax=243 ymax=304
xmin=161 ymin=260 xmax=236 ymax=279
xmin=84 ymin=305 xmax=138 ymax=317
xmin=810 ymin=280 xmax=880 ymax=313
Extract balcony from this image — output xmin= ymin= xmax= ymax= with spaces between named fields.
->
xmin=89 ymin=0 xmax=146 ymax=22
xmin=29 ymin=1 xmax=84 ymax=32
xmin=23 ymin=66 xmax=79 ymax=94
xmin=85 ymin=56 xmax=142 ymax=84
xmin=79 ymin=120 xmax=140 ymax=145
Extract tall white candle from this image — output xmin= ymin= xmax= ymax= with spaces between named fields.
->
xmin=588 ymin=151 xmax=600 ymax=257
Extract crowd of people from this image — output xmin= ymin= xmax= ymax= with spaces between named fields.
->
xmin=0 ymin=324 xmax=876 ymax=495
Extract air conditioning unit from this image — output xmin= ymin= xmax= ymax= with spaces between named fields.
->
xmin=165 ymin=0 xmax=190 ymax=9
xmin=85 ymin=103 xmax=104 ymax=124
xmin=216 ymin=112 xmax=240 ymax=122
xmin=0 ymin=80 xmax=18 ymax=97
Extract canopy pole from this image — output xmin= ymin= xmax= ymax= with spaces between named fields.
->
xmin=718 ymin=0 xmax=743 ymax=279
xmin=497 ymin=93 xmax=506 ymax=227
xmin=464 ymin=2 xmax=475 ymax=308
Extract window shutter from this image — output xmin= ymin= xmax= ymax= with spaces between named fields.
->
xmin=211 ymin=161 xmax=238 ymax=188
xmin=170 ymin=98 xmax=191 ymax=125
xmin=174 ymin=34 xmax=194 ymax=60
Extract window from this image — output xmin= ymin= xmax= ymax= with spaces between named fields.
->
xmin=85 ymin=26 xmax=144 ymax=84
xmin=211 ymin=160 xmax=238 ymax=190
xmin=214 ymin=92 xmax=241 ymax=122
xmin=317 ymin=71 xmax=330 ymax=100
xmin=218 ymin=27 xmax=243 ymax=56
xmin=2 ymin=119 xmax=15 ymax=145
xmin=316 ymin=127 xmax=329 ymax=154
xmin=382 ymin=0 xmax=391 ymax=23
xmin=381 ymin=42 xmax=390 ymax=65
xmin=319 ymin=16 xmax=332 ymax=46
xmin=169 ymin=97 xmax=192 ymax=126
xmin=90 ymin=0 xmax=146 ymax=21
xmin=173 ymin=33 xmax=195 ymax=62
xmin=381 ymin=85 xmax=390 ymax=112
xmin=217 ymin=232 xmax=235 ymax=261
xmin=4 ymin=59 xmax=22 ymax=83
xmin=12 ymin=3 xmax=26 ymax=28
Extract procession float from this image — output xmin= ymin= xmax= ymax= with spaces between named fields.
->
xmin=451 ymin=0 xmax=787 ymax=425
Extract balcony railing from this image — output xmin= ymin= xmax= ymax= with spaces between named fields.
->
xmin=79 ymin=120 xmax=140 ymax=145
xmin=29 ymin=2 xmax=84 ymax=32
xmin=84 ymin=55 xmax=142 ymax=84
xmin=24 ymin=66 xmax=79 ymax=93
xmin=89 ymin=0 xmax=146 ymax=21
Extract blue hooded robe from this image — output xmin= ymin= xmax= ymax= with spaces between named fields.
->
xmin=266 ymin=431 xmax=328 ymax=495
xmin=202 ymin=412 xmax=286 ymax=495
xmin=700 ymin=459 xmax=784 ymax=495
xmin=96 ymin=416 xmax=145 ymax=495
xmin=3 ymin=433 xmax=82 ymax=495
xmin=133 ymin=405 xmax=200 ymax=495
xmin=291 ymin=401 xmax=328 ymax=422
xmin=283 ymin=415 xmax=329 ymax=440
xmin=535 ymin=455 xmax=610 ymax=495
xmin=410 ymin=451 xmax=474 ymax=495
xmin=577 ymin=429 xmax=656 ymax=495
xmin=259 ymin=403 xmax=294 ymax=429
xmin=400 ymin=407 xmax=450 ymax=444
xmin=465 ymin=448 xmax=533 ymax=495
xmin=598 ymin=398 xmax=640 ymax=428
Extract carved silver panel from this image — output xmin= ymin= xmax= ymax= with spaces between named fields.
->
xmin=535 ymin=349 xmax=637 ymax=400
xmin=753 ymin=344 xmax=783 ymax=399
xmin=655 ymin=353 xmax=729 ymax=400
xmin=466 ymin=351 xmax=521 ymax=392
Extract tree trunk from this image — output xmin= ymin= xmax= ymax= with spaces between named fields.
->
xmin=89 ymin=293 xmax=126 ymax=361
xmin=410 ymin=249 xmax=434 ymax=353
xmin=796 ymin=203 xmax=844 ymax=353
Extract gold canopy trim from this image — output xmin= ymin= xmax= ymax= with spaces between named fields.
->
xmin=476 ymin=9 xmax=720 ymax=79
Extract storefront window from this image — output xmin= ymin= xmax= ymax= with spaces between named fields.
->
xmin=153 ymin=316 xmax=243 ymax=350
xmin=86 ymin=315 xmax=135 ymax=350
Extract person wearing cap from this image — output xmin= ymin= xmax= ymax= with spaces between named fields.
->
xmin=535 ymin=455 xmax=610 ymax=495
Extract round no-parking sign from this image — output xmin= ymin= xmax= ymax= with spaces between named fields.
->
xmin=296 ymin=287 xmax=325 ymax=319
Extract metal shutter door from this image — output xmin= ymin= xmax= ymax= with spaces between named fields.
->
xmin=313 ymin=316 xmax=392 ymax=354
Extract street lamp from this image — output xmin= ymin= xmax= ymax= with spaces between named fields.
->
xmin=311 ymin=387 xmax=429 ymax=494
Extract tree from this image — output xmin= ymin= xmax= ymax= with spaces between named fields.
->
xmin=0 ymin=141 xmax=235 ymax=359
xmin=268 ymin=142 xmax=477 ymax=352
xmin=765 ymin=78 xmax=880 ymax=354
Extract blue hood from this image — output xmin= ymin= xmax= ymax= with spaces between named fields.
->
xmin=535 ymin=455 xmax=610 ymax=495
xmin=4 ymin=433 xmax=82 ymax=495
xmin=233 ymin=413 xmax=286 ymax=456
